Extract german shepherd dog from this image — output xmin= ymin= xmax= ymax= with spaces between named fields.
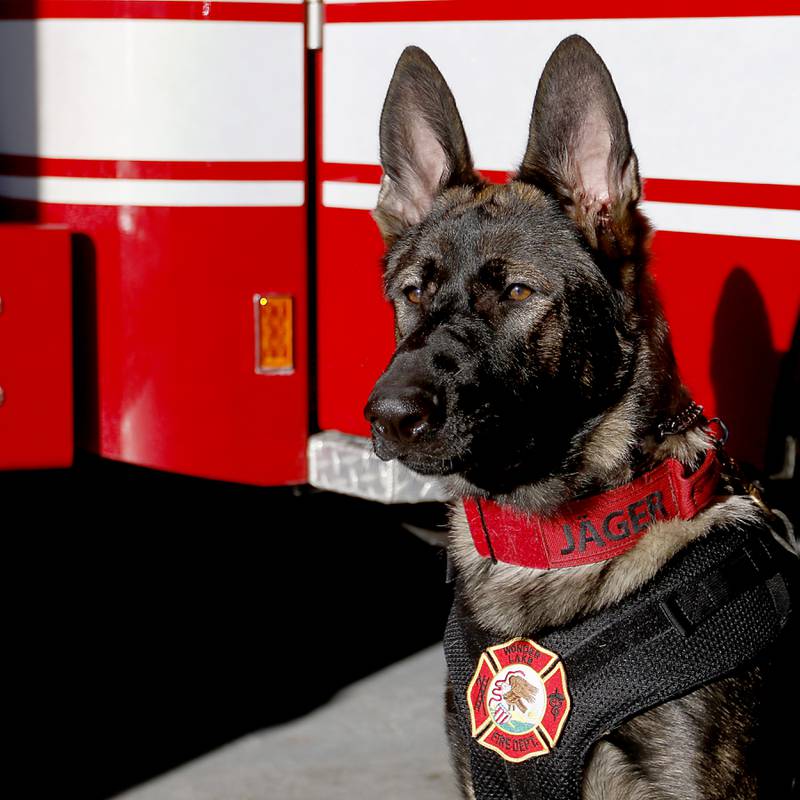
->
xmin=365 ymin=36 xmax=796 ymax=799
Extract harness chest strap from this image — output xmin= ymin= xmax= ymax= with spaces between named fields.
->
xmin=444 ymin=522 xmax=798 ymax=800
xmin=463 ymin=447 xmax=721 ymax=569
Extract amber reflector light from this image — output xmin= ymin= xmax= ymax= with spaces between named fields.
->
xmin=256 ymin=294 xmax=293 ymax=373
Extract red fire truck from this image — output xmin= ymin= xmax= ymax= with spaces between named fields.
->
xmin=1 ymin=1 xmax=798 ymax=499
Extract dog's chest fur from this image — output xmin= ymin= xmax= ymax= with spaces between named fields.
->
xmin=446 ymin=493 xmax=772 ymax=800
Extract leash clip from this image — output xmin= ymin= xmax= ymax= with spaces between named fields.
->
xmin=704 ymin=416 xmax=729 ymax=448
xmin=705 ymin=418 xmax=797 ymax=556
xmin=710 ymin=430 xmax=771 ymax=515
xmin=704 ymin=416 xmax=766 ymax=510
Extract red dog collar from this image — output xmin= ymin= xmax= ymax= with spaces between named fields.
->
xmin=463 ymin=448 xmax=721 ymax=569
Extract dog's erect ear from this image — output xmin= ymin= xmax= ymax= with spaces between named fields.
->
xmin=373 ymin=46 xmax=477 ymax=244
xmin=518 ymin=35 xmax=643 ymax=260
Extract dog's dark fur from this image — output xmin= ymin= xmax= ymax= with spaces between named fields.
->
xmin=365 ymin=37 xmax=794 ymax=799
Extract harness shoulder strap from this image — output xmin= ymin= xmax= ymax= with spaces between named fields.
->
xmin=444 ymin=520 xmax=798 ymax=800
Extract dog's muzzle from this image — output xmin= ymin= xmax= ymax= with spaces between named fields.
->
xmin=364 ymin=322 xmax=480 ymax=473
xmin=364 ymin=374 xmax=443 ymax=460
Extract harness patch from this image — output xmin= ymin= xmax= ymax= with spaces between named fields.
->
xmin=467 ymin=637 xmax=571 ymax=763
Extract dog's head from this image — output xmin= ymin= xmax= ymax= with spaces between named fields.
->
xmin=365 ymin=36 xmax=657 ymax=495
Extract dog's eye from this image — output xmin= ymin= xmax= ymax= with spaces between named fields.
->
xmin=504 ymin=284 xmax=534 ymax=302
xmin=403 ymin=286 xmax=423 ymax=305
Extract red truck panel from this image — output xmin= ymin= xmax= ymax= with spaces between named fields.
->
xmin=0 ymin=6 xmax=308 ymax=484
xmin=317 ymin=205 xmax=390 ymax=435
xmin=316 ymin=7 xmax=800 ymax=470
xmin=40 ymin=202 xmax=308 ymax=485
xmin=0 ymin=223 xmax=73 ymax=469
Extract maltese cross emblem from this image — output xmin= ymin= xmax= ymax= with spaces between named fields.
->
xmin=466 ymin=637 xmax=571 ymax=763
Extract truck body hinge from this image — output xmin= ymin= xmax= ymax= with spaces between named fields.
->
xmin=306 ymin=0 xmax=323 ymax=50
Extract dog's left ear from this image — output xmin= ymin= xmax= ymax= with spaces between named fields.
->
xmin=518 ymin=35 xmax=645 ymax=263
xmin=373 ymin=46 xmax=478 ymax=245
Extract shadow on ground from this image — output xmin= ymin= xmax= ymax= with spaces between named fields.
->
xmin=5 ymin=453 xmax=452 ymax=799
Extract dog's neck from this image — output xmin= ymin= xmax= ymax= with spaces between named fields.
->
xmin=448 ymin=275 xmax=702 ymax=516
xmin=447 ymin=435 xmax=758 ymax=638
xmin=444 ymin=286 xmax=763 ymax=636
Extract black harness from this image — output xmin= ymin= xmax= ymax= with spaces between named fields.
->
xmin=444 ymin=518 xmax=798 ymax=800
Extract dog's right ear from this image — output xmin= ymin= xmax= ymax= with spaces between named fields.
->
xmin=373 ymin=46 xmax=477 ymax=245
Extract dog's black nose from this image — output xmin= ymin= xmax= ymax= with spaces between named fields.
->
xmin=365 ymin=386 xmax=439 ymax=445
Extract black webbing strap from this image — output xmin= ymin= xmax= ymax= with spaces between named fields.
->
xmin=444 ymin=520 xmax=798 ymax=800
